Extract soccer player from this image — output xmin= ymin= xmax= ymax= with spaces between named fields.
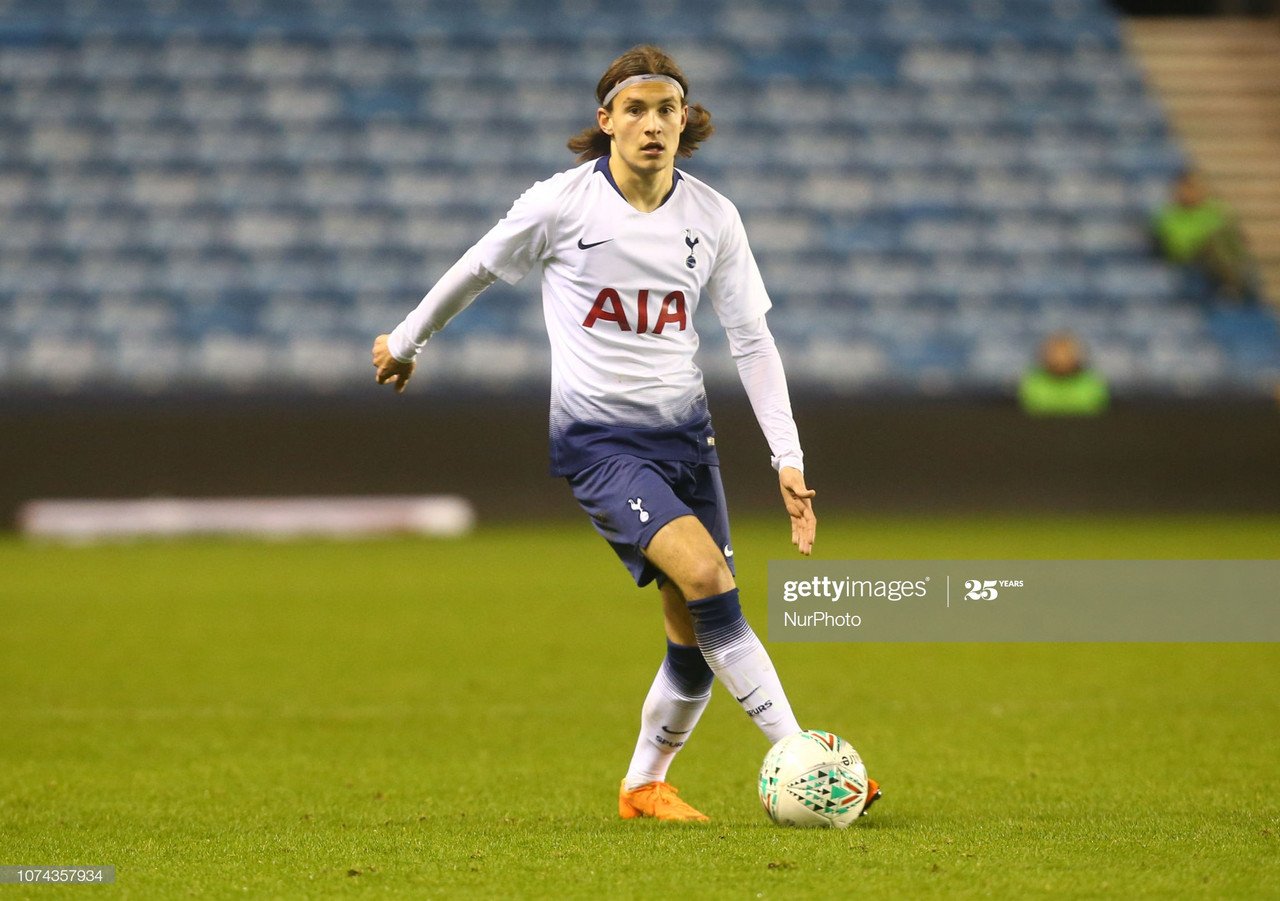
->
xmin=372 ymin=45 xmax=879 ymax=822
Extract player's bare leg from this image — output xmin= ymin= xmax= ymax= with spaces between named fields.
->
xmin=662 ymin=581 xmax=696 ymax=645
xmin=644 ymin=515 xmax=802 ymax=743
xmin=645 ymin=515 xmax=735 ymax=599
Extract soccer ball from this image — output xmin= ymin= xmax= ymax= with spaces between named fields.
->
xmin=758 ymin=729 xmax=870 ymax=828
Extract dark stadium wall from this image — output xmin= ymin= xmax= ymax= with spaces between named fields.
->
xmin=2 ymin=395 xmax=1278 ymax=529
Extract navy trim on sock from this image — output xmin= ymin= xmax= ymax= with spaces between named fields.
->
xmin=687 ymin=588 xmax=742 ymax=633
xmin=688 ymin=588 xmax=753 ymax=650
xmin=663 ymin=639 xmax=713 ymax=697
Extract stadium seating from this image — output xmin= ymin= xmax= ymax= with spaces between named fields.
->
xmin=0 ymin=0 xmax=1276 ymax=396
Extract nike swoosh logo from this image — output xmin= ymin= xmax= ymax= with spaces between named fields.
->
xmin=734 ymin=687 xmax=759 ymax=704
xmin=723 ymin=545 xmax=734 ymax=558
xmin=577 ymin=238 xmax=613 ymax=250
xmin=660 ymin=726 xmax=691 ymax=735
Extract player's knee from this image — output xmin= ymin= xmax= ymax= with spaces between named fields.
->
xmin=680 ymin=555 xmax=734 ymax=602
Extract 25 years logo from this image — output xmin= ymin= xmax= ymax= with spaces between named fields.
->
xmin=963 ymin=579 xmax=1024 ymax=600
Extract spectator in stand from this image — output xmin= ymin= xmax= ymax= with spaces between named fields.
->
xmin=1154 ymin=169 xmax=1260 ymax=304
xmin=1019 ymin=331 xmax=1109 ymax=417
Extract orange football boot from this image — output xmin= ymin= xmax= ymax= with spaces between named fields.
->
xmin=862 ymin=778 xmax=882 ymax=815
xmin=618 ymin=780 xmax=710 ymax=822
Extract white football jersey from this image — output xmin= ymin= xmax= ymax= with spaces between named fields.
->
xmin=472 ymin=157 xmax=772 ymax=441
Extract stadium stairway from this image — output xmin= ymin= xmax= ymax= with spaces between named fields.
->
xmin=1126 ymin=16 xmax=1280 ymax=306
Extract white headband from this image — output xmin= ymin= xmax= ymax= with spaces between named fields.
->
xmin=600 ymin=74 xmax=685 ymax=108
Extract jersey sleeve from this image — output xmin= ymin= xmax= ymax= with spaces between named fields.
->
xmin=727 ymin=315 xmax=804 ymax=472
xmin=387 ymin=246 xmax=499 ymax=362
xmin=471 ymin=176 xmax=561 ymax=285
xmin=707 ymin=200 xmax=773 ymax=329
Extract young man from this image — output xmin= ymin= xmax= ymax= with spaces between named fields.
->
xmin=372 ymin=45 xmax=878 ymax=822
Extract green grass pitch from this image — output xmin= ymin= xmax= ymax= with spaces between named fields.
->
xmin=2 ymin=515 xmax=1278 ymax=898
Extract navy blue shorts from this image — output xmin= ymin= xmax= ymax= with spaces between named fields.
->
xmin=566 ymin=454 xmax=735 ymax=588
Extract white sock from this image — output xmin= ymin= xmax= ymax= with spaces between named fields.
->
xmin=689 ymin=589 xmax=802 ymax=744
xmin=623 ymin=642 xmax=713 ymax=790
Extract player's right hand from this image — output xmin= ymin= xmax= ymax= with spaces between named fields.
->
xmin=372 ymin=334 xmax=415 ymax=394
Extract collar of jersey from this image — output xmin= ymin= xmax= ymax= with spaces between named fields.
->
xmin=595 ymin=155 xmax=682 ymax=209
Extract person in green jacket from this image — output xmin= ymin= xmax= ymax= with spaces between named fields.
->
xmin=1019 ymin=332 xmax=1109 ymax=416
xmin=1154 ymin=170 xmax=1259 ymax=303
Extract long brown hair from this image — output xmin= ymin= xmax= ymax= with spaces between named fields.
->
xmin=567 ymin=44 xmax=714 ymax=162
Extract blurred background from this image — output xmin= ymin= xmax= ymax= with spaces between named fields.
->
xmin=2 ymin=0 xmax=1278 ymax=526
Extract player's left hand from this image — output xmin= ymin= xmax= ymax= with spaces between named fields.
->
xmin=779 ymin=466 xmax=816 ymax=556
xmin=372 ymin=334 xmax=415 ymax=394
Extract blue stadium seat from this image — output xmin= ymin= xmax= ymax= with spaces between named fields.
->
xmin=165 ymin=249 xmax=254 ymax=296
